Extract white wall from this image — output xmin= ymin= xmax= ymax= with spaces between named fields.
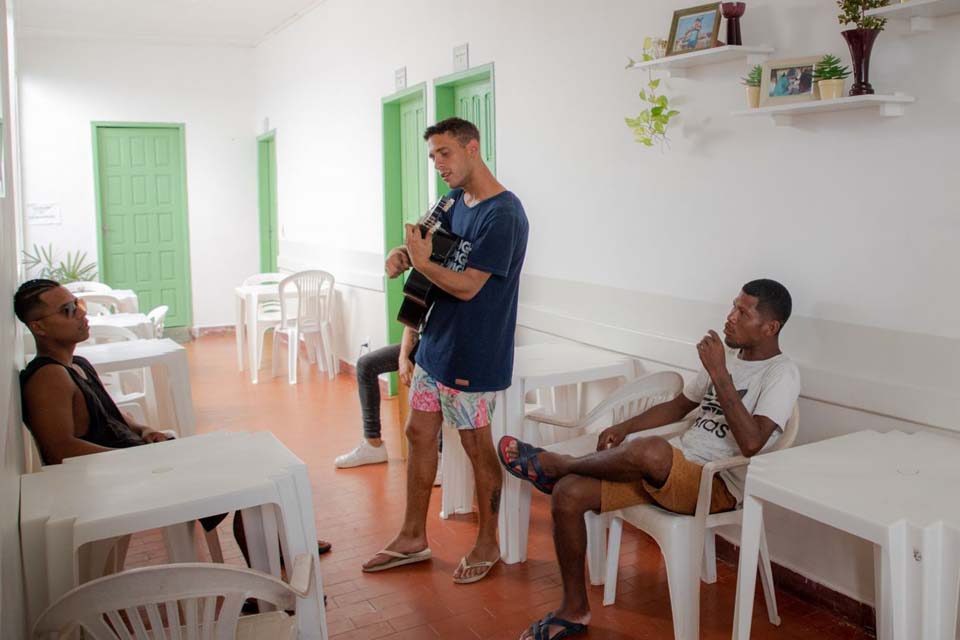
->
xmin=1 ymin=0 xmax=26 ymax=636
xmin=18 ymin=37 xmax=260 ymax=328
xmin=253 ymin=0 xmax=960 ymax=604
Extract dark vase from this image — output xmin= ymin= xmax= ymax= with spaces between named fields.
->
xmin=721 ymin=2 xmax=746 ymax=46
xmin=842 ymin=28 xmax=880 ymax=96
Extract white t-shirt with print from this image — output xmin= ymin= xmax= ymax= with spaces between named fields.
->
xmin=672 ymin=352 xmax=801 ymax=502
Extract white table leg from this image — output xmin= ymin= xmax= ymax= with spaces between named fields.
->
xmin=732 ymin=493 xmax=763 ymax=640
xmin=21 ymin=517 xmax=50 ymax=631
xmin=235 ymin=294 xmax=246 ymax=372
xmin=162 ymin=351 xmax=196 ymax=437
xmin=246 ymin=293 xmax=259 ymax=384
xmin=496 ymin=383 xmax=527 ymax=564
xmin=928 ymin=524 xmax=960 ymax=640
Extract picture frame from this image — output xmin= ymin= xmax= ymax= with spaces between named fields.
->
xmin=666 ymin=3 xmax=722 ymax=57
xmin=759 ymin=56 xmax=821 ymax=106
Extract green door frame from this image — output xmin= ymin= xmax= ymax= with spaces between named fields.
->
xmin=432 ymin=62 xmax=496 ymax=196
xmin=258 ymin=131 xmax=279 ymax=272
xmin=382 ymin=83 xmax=427 ymax=394
xmin=91 ymin=121 xmax=194 ymax=326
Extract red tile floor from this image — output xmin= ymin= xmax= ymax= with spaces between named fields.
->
xmin=125 ymin=335 xmax=873 ymax=639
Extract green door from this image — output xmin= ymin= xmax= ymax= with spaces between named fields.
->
xmin=433 ymin=64 xmax=496 ymax=198
xmin=258 ymin=133 xmax=278 ymax=272
xmin=452 ymin=81 xmax=496 ymax=175
xmin=382 ymin=85 xmax=429 ymax=393
xmin=94 ymin=125 xmax=192 ymax=327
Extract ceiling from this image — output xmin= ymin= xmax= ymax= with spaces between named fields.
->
xmin=18 ymin=0 xmax=325 ymax=47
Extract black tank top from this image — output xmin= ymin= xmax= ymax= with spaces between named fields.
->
xmin=20 ymin=355 xmax=146 ymax=461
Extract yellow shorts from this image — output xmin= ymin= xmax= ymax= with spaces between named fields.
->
xmin=601 ymin=446 xmax=737 ymax=514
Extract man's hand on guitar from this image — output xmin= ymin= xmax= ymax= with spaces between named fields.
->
xmin=385 ymin=247 xmax=412 ymax=279
xmin=404 ymin=223 xmax=433 ymax=271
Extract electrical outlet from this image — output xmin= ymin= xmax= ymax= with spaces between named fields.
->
xmin=361 ymin=336 xmax=370 ymax=349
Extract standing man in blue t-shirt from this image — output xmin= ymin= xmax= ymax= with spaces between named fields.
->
xmin=362 ymin=117 xmax=529 ymax=584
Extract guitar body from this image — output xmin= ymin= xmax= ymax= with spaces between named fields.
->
xmin=397 ymin=195 xmax=463 ymax=329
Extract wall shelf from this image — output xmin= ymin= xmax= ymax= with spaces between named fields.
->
xmin=731 ymin=94 xmax=915 ymax=126
xmin=865 ymin=0 xmax=960 ymax=32
xmin=629 ymin=45 xmax=773 ymax=78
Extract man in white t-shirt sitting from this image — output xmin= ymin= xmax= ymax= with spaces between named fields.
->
xmin=498 ymin=279 xmax=801 ymax=640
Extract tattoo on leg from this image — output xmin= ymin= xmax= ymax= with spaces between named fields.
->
xmin=490 ymin=488 xmax=501 ymax=514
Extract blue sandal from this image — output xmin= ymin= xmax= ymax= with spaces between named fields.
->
xmin=531 ymin=615 xmax=588 ymax=640
xmin=498 ymin=436 xmax=557 ymax=495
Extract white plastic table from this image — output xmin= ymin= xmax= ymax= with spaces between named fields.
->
xmin=494 ymin=343 xmax=637 ymax=564
xmin=76 ymin=339 xmax=195 ymax=436
xmin=234 ymin=284 xmax=281 ymax=384
xmin=20 ymin=431 xmax=328 ymax=639
xmin=88 ymin=312 xmax=155 ymax=339
xmin=110 ymin=289 xmax=140 ymax=313
xmin=733 ymin=430 xmax=960 ymax=640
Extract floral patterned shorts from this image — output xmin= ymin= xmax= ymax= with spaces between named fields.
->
xmin=409 ymin=365 xmax=497 ymax=430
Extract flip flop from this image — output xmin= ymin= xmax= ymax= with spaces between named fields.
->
xmin=530 ymin=615 xmax=588 ymax=640
xmin=498 ymin=436 xmax=557 ymax=495
xmin=452 ymin=555 xmax=500 ymax=584
xmin=361 ymin=547 xmax=432 ymax=573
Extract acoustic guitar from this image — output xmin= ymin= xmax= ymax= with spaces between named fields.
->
xmin=396 ymin=194 xmax=463 ymax=329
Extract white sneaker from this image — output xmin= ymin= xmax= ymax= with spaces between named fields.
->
xmin=434 ymin=467 xmax=443 ymax=486
xmin=334 ymin=440 xmax=388 ymax=468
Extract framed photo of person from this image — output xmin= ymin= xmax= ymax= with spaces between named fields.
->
xmin=760 ymin=57 xmax=821 ymax=106
xmin=666 ymin=3 xmax=722 ymax=57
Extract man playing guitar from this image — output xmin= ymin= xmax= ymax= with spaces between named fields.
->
xmin=362 ymin=117 xmax=529 ymax=584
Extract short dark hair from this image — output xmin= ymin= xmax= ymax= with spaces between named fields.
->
xmin=14 ymin=279 xmax=61 ymax=322
xmin=423 ymin=117 xmax=480 ymax=145
xmin=742 ymin=279 xmax=792 ymax=329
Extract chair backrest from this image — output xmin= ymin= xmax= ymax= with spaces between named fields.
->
xmin=581 ymin=371 xmax=685 ymax=433
xmin=764 ymin=403 xmax=800 ymax=454
xmin=65 ymin=281 xmax=111 ymax=293
xmin=85 ymin=325 xmax=140 ymax=345
xmin=242 ymin=272 xmax=285 ymax=286
xmin=23 ymin=424 xmax=44 ymax=473
xmin=146 ymin=305 xmax=169 ymax=338
xmin=279 ymin=270 xmax=336 ymax=329
xmin=77 ymin=293 xmax=121 ymax=315
xmin=33 ymin=556 xmax=314 ymax=640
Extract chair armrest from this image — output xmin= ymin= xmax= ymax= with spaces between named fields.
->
xmin=693 ymin=455 xmax=751 ymax=523
xmin=287 ymin=554 xmax=314 ymax=597
xmin=624 ymin=419 xmax=692 ymax=443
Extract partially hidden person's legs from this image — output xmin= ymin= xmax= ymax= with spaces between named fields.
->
xmin=335 ymin=344 xmax=401 ymax=468
xmin=456 ymin=421 xmax=502 ymax=582
xmin=232 ymin=513 xmax=331 ymax=567
xmin=362 ymin=366 xmax=443 ymax=570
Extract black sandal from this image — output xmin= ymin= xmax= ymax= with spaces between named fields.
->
xmin=531 ymin=615 xmax=588 ymax=640
xmin=498 ymin=436 xmax=558 ymax=495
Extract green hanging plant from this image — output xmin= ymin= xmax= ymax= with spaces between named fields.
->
xmin=22 ymin=243 xmax=98 ymax=283
xmin=812 ymin=54 xmax=852 ymax=81
xmin=837 ymin=0 xmax=889 ymax=30
xmin=624 ymin=55 xmax=680 ymax=149
xmin=741 ymin=64 xmax=762 ymax=87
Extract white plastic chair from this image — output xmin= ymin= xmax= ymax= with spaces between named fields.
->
xmin=65 ymin=281 xmax=112 ymax=293
xmin=241 ymin=273 xmax=286 ymax=372
xmin=32 ymin=554 xmax=315 ymax=640
xmin=78 ymin=292 xmax=122 ymax=316
xmin=82 ymin=325 xmax=150 ymax=421
xmin=271 ymin=270 xmax=337 ymax=384
xmin=146 ymin=305 xmax=168 ymax=338
xmin=598 ymin=404 xmax=801 ymax=640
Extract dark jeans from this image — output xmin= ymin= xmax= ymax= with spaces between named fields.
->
xmin=358 ymin=344 xmax=401 ymax=439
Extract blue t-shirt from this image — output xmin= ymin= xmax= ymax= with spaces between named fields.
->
xmin=414 ymin=188 xmax=529 ymax=392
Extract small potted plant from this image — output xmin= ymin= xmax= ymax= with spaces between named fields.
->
xmin=813 ymin=54 xmax=852 ymax=100
xmin=741 ymin=64 xmax=762 ymax=108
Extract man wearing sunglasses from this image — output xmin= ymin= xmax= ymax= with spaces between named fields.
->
xmin=14 ymin=279 xmax=333 ymax=566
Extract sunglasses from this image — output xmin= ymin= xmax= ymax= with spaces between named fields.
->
xmin=33 ymin=297 xmax=86 ymax=321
